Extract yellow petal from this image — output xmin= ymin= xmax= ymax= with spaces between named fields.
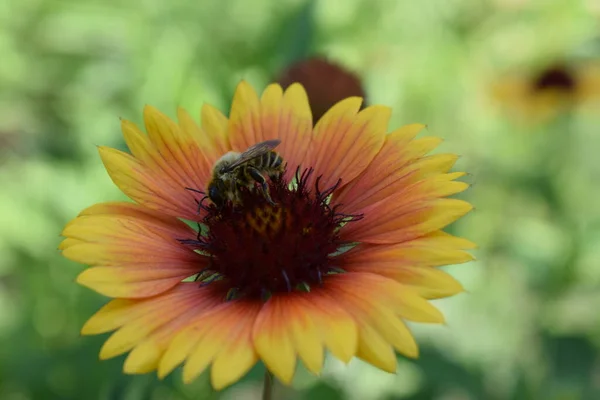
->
xmin=123 ymin=339 xmax=162 ymax=374
xmin=391 ymin=286 xmax=445 ymax=323
xmin=252 ymin=298 xmax=297 ymax=384
xmin=200 ymin=103 xmax=230 ymax=156
xmin=287 ymin=299 xmax=324 ymax=375
xmin=423 ymin=231 xmax=478 ymax=249
xmin=158 ymin=324 xmax=206 ymax=379
xmin=183 ymin=338 xmax=221 ymax=384
xmin=183 ymin=301 xmax=261 ymax=386
xmin=81 ymin=299 xmax=139 ymax=335
xmin=356 ymin=324 xmax=397 ymax=373
xmin=75 ymin=266 xmax=192 ymax=298
xmin=306 ymin=293 xmax=358 ymax=364
xmin=228 ymin=80 xmax=262 ymax=152
xmin=279 ymin=83 xmax=313 ymax=170
xmin=210 ymin=341 xmax=258 ymax=390
xmin=58 ymin=237 xmax=82 ymax=250
xmin=121 ymin=119 xmax=153 ymax=163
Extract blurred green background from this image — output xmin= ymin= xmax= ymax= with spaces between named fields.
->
xmin=2 ymin=0 xmax=600 ymax=399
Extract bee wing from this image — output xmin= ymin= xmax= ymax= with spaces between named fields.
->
xmin=222 ymin=139 xmax=281 ymax=172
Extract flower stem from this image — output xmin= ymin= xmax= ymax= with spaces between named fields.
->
xmin=262 ymin=369 xmax=274 ymax=400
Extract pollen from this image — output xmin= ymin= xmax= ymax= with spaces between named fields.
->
xmin=246 ymin=206 xmax=285 ymax=237
xmin=188 ymin=168 xmax=361 ymax=300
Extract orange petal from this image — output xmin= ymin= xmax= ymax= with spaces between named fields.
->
xmin=322 ymin=273 xmax=430 ymax=360
xmin=277 ymin=83 xmax=313 ymax=174
xmin=306 ymin=100 xmax=390 ymax=191
xmin=341 ymin=231 xmax=475 ymax=268
xmin=115 ymin=106 xmax=213 ymax=220
xmin=179 ymin=300 xmax=262 ymax=389
xmin=335 ymin=125 xmax=457 ymax=213
xmin=227 ymin=82 xmax=312 ymax=174
xmin=252 ymin=292 xmax=357 ymax=380
xmin=338 ymin=232 xmax=473 ymax=299
xmin=123 ymin=289 xmax=223 ymax=374
xmin=260 ymin=295 xmax=325 ymax=375
xmin=209 ymin=302 xmax=262 ymax=390
xmin=61 ymin=202 xmax=203 ymax=298
xmin=342 ymin=198 xmax=473 ymax=244
xmin=80 ymin=284 xmax=221 ymax=360
xmin=276 ymin=291 xmax=359 ymax=365
xmin=98 ymin=146 xmax=200 ymax=220
xmin=176 ymin=107 xmax=219 ymax=179
xmin=143 ymin=106 xmax=207 ymax=189
xmin=333 ymin=272 xmax=445 ymax=324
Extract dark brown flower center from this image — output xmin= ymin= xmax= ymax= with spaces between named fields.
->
xmin=277 ymin=57 xmax=367 ymax=124
xmin=532 ymin=65 xmax=576 ymax=93
xmin=182 ymin=168 xmax=360 ymax=300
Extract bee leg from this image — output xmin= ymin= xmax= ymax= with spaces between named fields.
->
xmin=248 ymin=166 xmax=277 ymax=206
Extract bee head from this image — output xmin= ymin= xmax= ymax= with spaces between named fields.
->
xmin=207 ymin=181 xmax=225 ymax=207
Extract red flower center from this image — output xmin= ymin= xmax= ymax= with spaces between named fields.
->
xmin=184 ymin=168 xmax=361 ymax=300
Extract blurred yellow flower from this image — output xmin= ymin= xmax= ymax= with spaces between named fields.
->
xmin=60 ymin=81 xmax=474 ymax=390
xmin=492 ymin=61 xmax=600 ymax=124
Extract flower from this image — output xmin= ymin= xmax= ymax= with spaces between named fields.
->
xmin=60 ymin=81 xmax=474 ymax=390
xmin=277 ymin=57 xmax=366 ymax=124
xmin=492 ymin=61 xmax=600 ymax=124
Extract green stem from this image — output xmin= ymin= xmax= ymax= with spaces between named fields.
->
xmin=262 ymin=369 xmax=274 ymax=400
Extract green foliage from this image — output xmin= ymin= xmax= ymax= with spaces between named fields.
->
xmin=1 ymin=0 xmax=599 ymax=399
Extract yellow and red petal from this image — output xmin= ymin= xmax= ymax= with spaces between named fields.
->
xmin=251 ymin=296 xmax=299 ymax=384
xmin=305 ymin=100 xmax=390 ymax=191
xmin=98 ymin=146 xmax=199 ymax=220
xmin=175 ymin=107 xmax=222 ymax=178
xmin=200 ymin=103 xmax=230 ymax=157
xmin=324 ymin=272 xmax=445 ymax=325
xmin=164 ymin=300 xmax=262 ymax=390
xmin=81 ymin=284 xmax=222 ymax=358
xmin=227 ymin=81 xmax=313 ymax=174
xmin=61 ymin=202 xmax=203 ymax=298
xmin=355 ymin=323 xmax=398 ymax=373
xmin=251 ymin=290 xmax=359 ymax=383
xmin=106 ymin=105 xmax=224 ymax=220
xmin=319 ymin=273 xmax=444 ymax=370
xmin=122 ymin=289 xmax=224 ymax=375
xmin=341 ymin=231 xmax=475 ymax=268
xmin=337 ymin=231 xmax=474 ymax=298
xmin=335 ymin=124 xmax=461 ymax=214
xmin=342 ymin=196 xmax=473 ymax=244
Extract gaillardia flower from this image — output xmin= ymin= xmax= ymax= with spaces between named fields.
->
xmin=60 ymin=81 xmax=474 ymax=390
xmin=492 ymin=61 xmax=600 ymax=124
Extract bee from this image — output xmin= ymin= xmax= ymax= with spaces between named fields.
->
xmin=206 ymin=139 xmax=285 ymax=208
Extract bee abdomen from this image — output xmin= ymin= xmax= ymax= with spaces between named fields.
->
xmin=266 ymin=152 xmax=282 ymax=169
